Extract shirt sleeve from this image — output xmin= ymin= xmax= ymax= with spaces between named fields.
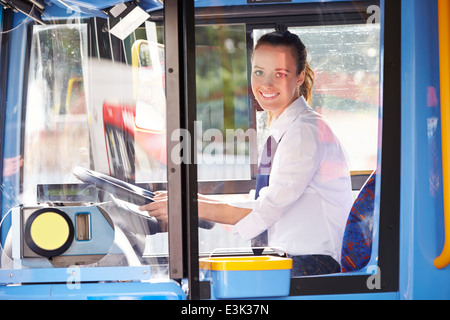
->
xmin=232 ymin=121 xmax=323 ymax=241
xmin=225 ymin=189 xmax=257 ymax=210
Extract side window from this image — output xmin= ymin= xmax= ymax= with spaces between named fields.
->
xmin=252 ymin=24 xmax=380 ymax=176
xmin=24 ymin=24 xmax=90 ymax=200
xmin=195 ymin=24 xmax=253 ymax=252
xmin=1 ymin=16 xmax=172 ymax=281
xmin=131 ymin=23 xmax=167 ymax=183
xmin=195 ymin=24 xmax=251 ymax=182
xmin=194 ymin=1 xmax=385 ymax=295
xmin=290 ymin=24 xmax=380 ymax=173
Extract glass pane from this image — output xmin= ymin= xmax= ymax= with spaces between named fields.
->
xmin=194 ymin=6 xmax=382 ymax=284
xmin=289 ymin=24 xmax=380 ymax=171
xmin=195 ymin=24 xmax=251 ymax=252
xmin=196 ymin=24 xmax=251 ymax=182
xmin=23 ymin=24 xmax=89 ymax=201
xmin=0 ymin=13 xmax=170 ymax=282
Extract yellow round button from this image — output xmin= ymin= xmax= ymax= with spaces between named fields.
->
xmin=30 ymin=212 xmax=71 ymax=251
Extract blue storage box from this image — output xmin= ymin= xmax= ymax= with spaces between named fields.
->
xmin=199 ymin=256 xmax=292 ymax=299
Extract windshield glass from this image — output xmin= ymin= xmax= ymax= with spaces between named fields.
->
xmin=0 ymin=9 xmax=170 ymax=282
xmin=194 ymin=2 xmax=382 ymax=280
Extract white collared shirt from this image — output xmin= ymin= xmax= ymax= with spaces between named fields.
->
xmin=231 ymin=97 xmax=353 ymax=262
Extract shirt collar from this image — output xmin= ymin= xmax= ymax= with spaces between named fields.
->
xmin=269 ymin=96 xmax=308 ymax=143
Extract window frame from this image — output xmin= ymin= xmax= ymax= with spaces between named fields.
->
xmin=0 ymin=8 xmax=8 ymax=192
xmin=179 ymin=0 xmax=400 ymax=297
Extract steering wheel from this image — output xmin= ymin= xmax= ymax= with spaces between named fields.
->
xmin=73 ymin=166 xmax=155 ymax=206
xmin=73 ymin=167 xmax=215 ymax=229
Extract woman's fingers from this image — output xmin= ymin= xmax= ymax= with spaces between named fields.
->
xmin=153 ymin=190 xmax=167 ymax=200
xmin=139 ymin=199 xmax=168 ymax=218
xmin=139 ymin=199 xmax=169 ymax=232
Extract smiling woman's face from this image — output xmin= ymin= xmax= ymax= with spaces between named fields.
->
xmin=251 ymin=44 xmax=305 ymax=118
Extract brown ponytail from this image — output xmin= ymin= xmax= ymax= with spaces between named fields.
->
xmin=300 ymin=60 xmax=315 ymax=105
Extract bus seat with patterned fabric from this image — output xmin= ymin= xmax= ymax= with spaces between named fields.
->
xmin=341 ymin=171 xmax=376 ymax=273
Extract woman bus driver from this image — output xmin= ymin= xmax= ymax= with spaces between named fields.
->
xmin=140 ymin=31 xmax=353 ymax=277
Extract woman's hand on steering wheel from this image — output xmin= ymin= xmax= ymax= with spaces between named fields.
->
xmin=139 ymin=191 xmax=168 ymax=232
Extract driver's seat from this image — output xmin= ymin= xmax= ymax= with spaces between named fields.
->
xmin=340 ymin=171 xmax=376 ymax=273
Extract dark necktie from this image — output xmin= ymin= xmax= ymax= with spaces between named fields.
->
xmin=252 ymin=135 xmax=279 ymax=255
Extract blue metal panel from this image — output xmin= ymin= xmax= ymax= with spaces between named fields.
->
xmin=42 ymin=4 xmax=108 ymax=19
xmin=1 ymin=12 xmax=27 ymax=193
xmin=1 ymin=13 xmax=28 ymax=244
xmin=42 ymin=0 xmax=163 ymax=20
xmin=44 ymin=0 xmax=126 ymax=10
xmin=55 ymin=281 xmax=186 ymax=300
xmin=0 ymin=266 xmax=151 ymax=285
xmin=42 ymin=0 xmax=369 ymax=10
xmin=400 ymin=0 xmax=450 ymax=300
xmin=0 ymin=281 xmax=186 ymax=300
xmin=0 ymin=265 xmax=186 ymax=300
xmin=40 ymin=0 xmax=375 ymax=20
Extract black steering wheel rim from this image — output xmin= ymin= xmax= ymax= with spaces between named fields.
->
xmin=73 ymin=166 xmax=154 ymax=205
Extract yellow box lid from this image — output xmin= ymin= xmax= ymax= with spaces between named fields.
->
xmin=199 ymin=256 xmax=293 ymax=271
